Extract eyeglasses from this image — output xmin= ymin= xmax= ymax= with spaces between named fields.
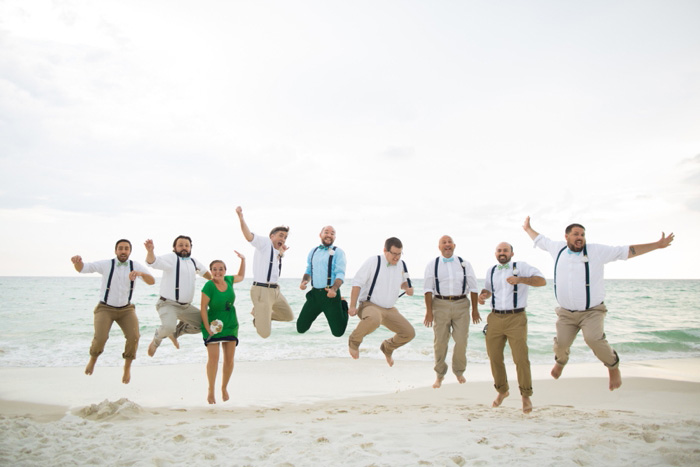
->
xmin=387 ymin=250 xmax=403 ymax=258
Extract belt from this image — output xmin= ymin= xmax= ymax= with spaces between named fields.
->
xmin=253 ymin=282 xmax=278 ymax=289
xmin=99 ymin=301 xmax=131 ymax=309
xmin=565 ymin=301 xmax=604 ymax=313
xmin=160 ymin=296 xmax=189 ymax=306
xmin=435 ymin=294 xmax=467 ymax=301
xmin=492 ymin=308 xmax=525 ymax=314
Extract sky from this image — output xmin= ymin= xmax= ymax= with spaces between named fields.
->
xmin=1 ymin=0 xmax=698 ymax=279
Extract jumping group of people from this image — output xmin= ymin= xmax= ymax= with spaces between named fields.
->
xmin=72 ymin=208 xmax=674 ymax=411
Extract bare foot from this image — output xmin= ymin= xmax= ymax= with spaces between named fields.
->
xmin=456 ymin=375 xmax=466 ymax=384
xmin=122 ymin=360 xmax=132 ymax=384
xmin=168 ymin=335 xmax=180 ymax=349
xmin=207 ymin=389 xmax=216 ymax=404
xmin=608 ymin=367 xmax=622 ymax=391
xmin=433 ymin=377 xmax=444 ymax=389
xmin=222 ymin=387 xmax=230 ymax=402
xmin=84 ymin=357 xmax=97 ymax=375
xmin=349 ymin=346 xmax=359 ymax=359
xmin=522 ymin=395 xmax=532 ymax=414
xmin=380 ymin=342 xmax=394 ymax=367
xmin=148 ymin=340 xmax=158 ymax=357
xmin=492 ymin=391 xmax=509 ymax=407
xmin=551 ymin=363 xmax=564 ymax=379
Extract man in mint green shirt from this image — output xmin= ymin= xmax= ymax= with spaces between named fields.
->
xmin=297 ymin=226 xmax=348 ymax=337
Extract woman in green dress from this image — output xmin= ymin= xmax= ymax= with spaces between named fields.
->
xmin=200 ymin=252 xmax=245 ymax=404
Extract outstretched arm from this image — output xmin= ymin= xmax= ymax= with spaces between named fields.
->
xmin=71 ymin=255 xmax=84 ymax=273
xmin=628 ymin=232 xmax=675 ymax=259
xmin=523 ymin=216 xmax=540 ymax=241
xmin=236 ymin=206 xmax=254 ymax=242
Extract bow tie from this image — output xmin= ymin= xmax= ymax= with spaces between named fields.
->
xmin=567 ymin=249 xmax=581 ymax=255
xmin=442 ymin=257 xmax=454 ymax=263
xmin=117 ymin=261 xmax=129 ymax=266
xmin=318 ymin=245 xmax=329 ymax=250
xmin=497 ymin=263 xmax=510 ymax=270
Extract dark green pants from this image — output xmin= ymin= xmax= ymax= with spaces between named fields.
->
xmin=296 ymin=288 xmax=348 ymax=337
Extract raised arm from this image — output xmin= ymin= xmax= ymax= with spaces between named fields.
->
xmin=236 ymin=206 xmax=254 ymax=242
xmin=523 ymin=216 xmax=540 ymax=241
xmin=144 ymin=239 xmax=156 ymax=265
xmin=628 ymin=232 xmax=675 ymax=259
xmin=233 ymin=250 xmax=246 ymax=283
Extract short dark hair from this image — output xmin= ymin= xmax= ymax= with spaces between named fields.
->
xmin=565 ymin=223 xmax=586 ymax=234
xmin=115 ymin=239 xmax=132 ymax=250
xmin=269 ymin=226 xmax=289 ymax=236
xmin=384 ymin=237 xmax=403 ymax=251
xmin=172 ymin=235 xmax=193 ymax=248
xmin=209 ymin=260 xmax=226 ymax=270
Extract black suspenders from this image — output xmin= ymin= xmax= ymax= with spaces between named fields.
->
xmin=310 ymin=246 xmax=337 ymax=288
xmin=555 ymin=246 xmax=590 ymax=310
xmin=489 ymin=262 xmax=517 ymax=309
xmin=104 ymin=259 xmax=134 ymax=304
xmin=366 ymin=256 xmax=382 ymax=301
xmin=434 ymin=256 xmax=466 ymax=296
xmin=175 ymin=258 xmax=197 ymax=302
xmin=266 ymin=246 xmax=282 ymax=283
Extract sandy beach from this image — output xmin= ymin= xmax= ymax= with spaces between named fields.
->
xmin=1 ymin=358 xmax=699 ymax=466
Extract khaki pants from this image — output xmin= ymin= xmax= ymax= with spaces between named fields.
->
xmin=153 ymin=299 xmax=201 ymax=346
xmin=250 ymin=285 xmax=294 ymax=338
xmin=431 ymin=297 xmax=470 ymax=378
xmin=553 ymin=303 xmax=619 ymax=368
xmin=348 ymin=301 xmax=415 ymax=353
xmin=485 ymin=311 xmax=532 ymax=396
xmin=90 ymin=302 xmax=140 ymax=360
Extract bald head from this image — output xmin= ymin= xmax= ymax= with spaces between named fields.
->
xmin=495 ymin=242 xmax=514 ymax=265
xmin=438 ymin=235 xmax=456 ymax=258
xmin=320 ymin=226 xmax=336 ymax=246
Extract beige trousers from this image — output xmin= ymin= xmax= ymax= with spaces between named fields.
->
xmin=485 ymin=311 xmax=532 ymax=396
xmin=250 ymin=285 xmax=294 ymax=338
xmin=431 ymin=297 xmax=470 ymax=378
xmin=553 ymin=303 xmax=619 ymax=368
xmin=91 ymin=302 xmax=140 ymax=360
xmin=348 ymin=301 xmax=416 ymax=353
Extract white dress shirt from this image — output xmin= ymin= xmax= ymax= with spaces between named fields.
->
xmin=150 ymin=253 xmax=207 ymax=303
xmin=482 ymin=261 xmax=543 ymax=310
xmin=423 ymin=256 xmax=478 ymax=296
xmin=250 ymin=233 xmax=283 ymax=283
xmin=353 ymin=255 xmax=410 ymax=309
xmin=534 ymin=234 xmax=628 ymax=311
xmin=81 ymin=258 xmax=151 ymax=307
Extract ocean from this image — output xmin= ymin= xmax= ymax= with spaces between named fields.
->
xmin=1 ymin=277 xmax=698 ymax=369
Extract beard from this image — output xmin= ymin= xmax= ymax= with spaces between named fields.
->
xmin=176 ymin=250 xmax=191 ymax=258
xmin=567 ymin=243 xmax=584 ymax=252
xmin=497 ymin=255 xmax=509 ymax=264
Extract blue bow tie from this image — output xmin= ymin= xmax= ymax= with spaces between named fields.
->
xmin=443 ymin=257 xmax=454 ymax=263
xmin=497 ymin=263 xmax=509 ymax=270
xmin=318 ymin=245 xmax=329 ymax=250
xmin=117 ymin=261 xmax=129 ymax=266
xmin=567 ymin=249 xmax=581 ymax=255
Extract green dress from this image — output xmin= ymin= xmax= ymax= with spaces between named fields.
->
xmin=201 ymin=276 xmax=239 ymax=343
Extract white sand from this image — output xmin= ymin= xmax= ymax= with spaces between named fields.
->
xmin=1 ymin=358 xmax=699 ymax=466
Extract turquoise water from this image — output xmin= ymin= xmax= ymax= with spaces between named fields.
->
xmin=0 ymin=277 xmax=698 ymax=368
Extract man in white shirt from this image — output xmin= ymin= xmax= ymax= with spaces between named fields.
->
xmin=479 ymin=242 xmax=545 ymax=413
xmin=236 ymin=206 xmax=294 ymax=338
xmin=71 ymin=239 xmax=155 ymax=383
xmin=348 ymin=237 xmax=415 ymax=367
xmin=523 ymin=216 xmax=674 ymax=391
xmin=145 ymin=235 xmax=211 ymax=357
xmin=423 ymin=235 xmax=480 ymax=388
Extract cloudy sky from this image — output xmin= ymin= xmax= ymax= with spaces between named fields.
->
xmin=1 ymin=0 xmax=698 ymax=279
